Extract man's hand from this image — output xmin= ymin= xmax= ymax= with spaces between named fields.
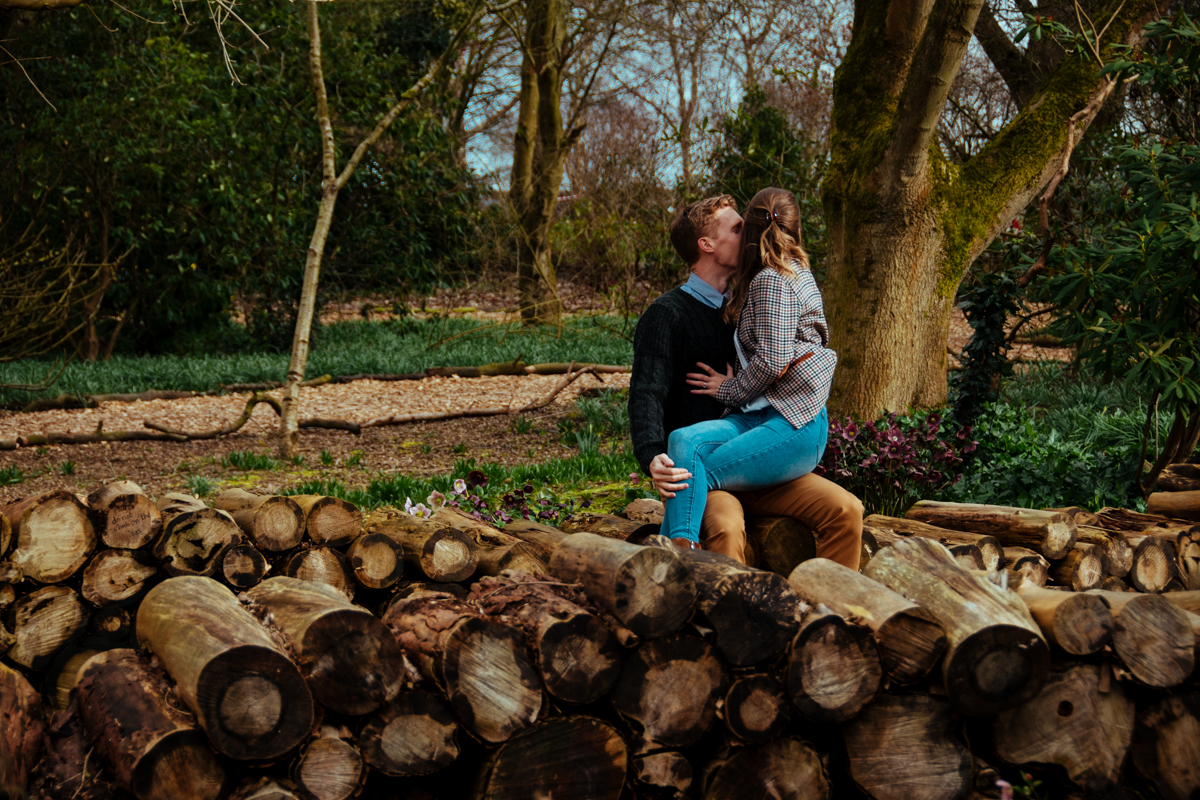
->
xmin=687 ymin=361 xmax=733 ymax=396
xmin=649 ymin=453 xmax=691 ymax=499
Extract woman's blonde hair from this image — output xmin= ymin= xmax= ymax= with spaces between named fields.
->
xmin=724 ymin=187 xmax=809 ymax=324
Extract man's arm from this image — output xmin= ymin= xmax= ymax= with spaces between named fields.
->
xmin=628 ymin=302 xmax=678 ymax=475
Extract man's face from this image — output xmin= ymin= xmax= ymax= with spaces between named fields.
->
xmin=703 ymin=206 xmax=743 ymax=269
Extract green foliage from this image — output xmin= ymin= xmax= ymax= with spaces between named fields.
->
xmin=57 ymin=460 xmax=77 ymax=476
xmin=185 ymin=474 xmax=216 ymax=497
xmin=320 ymin=450 xmax=335 ymax=467
xmin=346 ymin=450 xmax=365 ymax=468
xmin=0 ymin=466 xmax=24 ymax=486
xmin=511 ymin=415 xmax=534 ymax=435
xmin=220 ymin=451 xmax=280 ymax=471
xmin=950 ymin=257 xmax=1024 ymax=426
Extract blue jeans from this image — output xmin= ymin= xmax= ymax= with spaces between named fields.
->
xmin=662 ymin=406 xmax=828 ymax=542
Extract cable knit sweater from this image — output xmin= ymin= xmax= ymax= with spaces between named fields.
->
xmin=629 ymin=288 xmax=737 ymax=474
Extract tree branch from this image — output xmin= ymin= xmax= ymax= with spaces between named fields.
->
xmin=974 ymin=2 xmax=1040 ymax=107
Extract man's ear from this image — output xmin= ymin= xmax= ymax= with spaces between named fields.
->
xmin=697 ymin=236 xmax=715 ymax=255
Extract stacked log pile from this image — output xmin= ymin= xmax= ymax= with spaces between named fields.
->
xmin=1 ymin=485 xmax=1198 ymax=800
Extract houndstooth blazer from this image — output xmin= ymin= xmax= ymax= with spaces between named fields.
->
xmin=715 ymin=264 xmax=837 ymax=428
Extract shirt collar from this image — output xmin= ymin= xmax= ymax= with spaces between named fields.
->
xmin=681 ymin=273 xmax=728 ymax=310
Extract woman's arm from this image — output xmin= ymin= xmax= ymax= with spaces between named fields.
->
xmin=712 ymin=270 xmax=806 ymax=407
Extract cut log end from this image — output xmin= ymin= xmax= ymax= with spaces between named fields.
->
xmin=706 ymin=738 xmax=829 ymax=800
xmin=723 ymin=675 xmax=791 ymax=743
xmin=787 ymin=612 xmax=881 ymax=723
xmin=944 ymin=624 xmax=1051 ymax=717
xmin=360 ymin=692 xmax=460 ymax=777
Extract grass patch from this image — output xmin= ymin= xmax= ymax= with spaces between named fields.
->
xmin=220 ymin=451 xmax=281 ymax=471
xmin=185 ymin=474 xmax=217 ymax=497
xmin=0 ymin=466 xmax=25 ymax=486
xmin=0 ymin=316 xmax=634 ymax=406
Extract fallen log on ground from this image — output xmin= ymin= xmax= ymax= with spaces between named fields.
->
xmin=904 ymin=500 xmax=1077 ymax=560
xmin=865 ymin=514 xmax=1004 ymax=571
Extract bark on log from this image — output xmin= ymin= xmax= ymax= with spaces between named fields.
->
xmin=1156 ymin=463 xmax=1200 ymax=493
xmin=359 ymin=691 xmax=460 ymax=777
xmin=227 ymin=777 xmax=314 ymax=800
xmin=290 ymin=495 xmax=361 ymax=548
xmin=282 ymin=547 xmax=353 ymax=599
xmin=559 ymin=512 xmax=653 ymax=541
xmin=1162 ymin=589 xmax=1200 ymax=615
xmin=788 ymin=558 xmax=947 ymax=684
xmin=1003 ymin=547 xmax=1049 ymax=588
xmin=87 ymin=481 xmax=162 ymax=550
xmin=223 ymin=544 xmax=270 ymax=591
xmin=1014 ymin=583 xmax=1114 ymax=656
xmin=1176 ymin=529 xmax=1200 ymax=590
xmin=502 ymin=519 xmax=568 ymax=561
xmin=31 ymin=698 xmax=124 ymax=800
xmin=6 ymin=585 xmax=90 ymax=670
xmin=993 ymin=663 xmax=1134 ymax=791
xmin=864 ymin=537 xmax=1050 ymax=716
xmin=154 ymin=494 xmax=243 ymax=578
xmin=1127 ymin=534 xmax=1178 ymax=593
xmin=1131 ymin=691 xmax=1200 ymax=800
xmin=291 ymin=727 xmax=364 ymax=800
xmin=746 ymin=516 xmax=817 ymax=577
xmin=345 ymin=533 xmax=405 ymax=590
xmin=1047 ymin=542 xmax=1108 ymax=591
xmin=243 ymin=577 xmax=404 ymax=715
xmin=213 ymin=489 xmax=305 ymax=552
xmin=364 ymin=512 xmax=479 ymax=583
xmin=842 ymin=693 xmax=972 ymax=800
xmin=1102 ymin=575 xmax=1132 ymax=592
xmin=1147 ymin=489 xmax=1200 ymax=522
xmin=865 ymin=514 xmax=1005 ymax=571
xmin=473 ymin=716 xmax=627 ymax=800
xmin=721 ymin=674 xmax=791 ymax=743
xmin=1076 ymin=525 xmax=1132 ymax=579
xmin=470 ymin=572 xmax=620 ymax=704
xmin=632 ymin=750 xmax=691 ymax=798
xmin=0 ymin=661 xmax=44 ymax=796
xmin=905 ymin=500 xmax=1077 ymax=560
xmin=549 ymin=532 xmax=697 ymax=639
xmin=81 ymin=548 xmax=158 ymax=607
xmin=622 ymin=498 xmax=664 ymax=525
xmin=706 ymin=737 xmax=829 ymax=800
xmin=382 ymin=588 xmax=542 ymax=744
xmin=1094 ymin=506 xmax=1186 ymax=532
xmin=674 ymin=547 xmax=803 ymax=665
xmin=866 ymin=524 xmax=990 ymax=571
xmin=611 ymin=634 xmax=726 ymax=746
xmin=786 ymin=605 xmax=881 ymax=723
xmin=76 ymin=648 xmax=227 ymax=800
xmin=0 ymin=511 xmax=11 ymax=558
xmin=1046 ymin=506 xmax=1100 ymax=526
xmin=1088 ymin=589 xmax=1195 ymax=687
xmin=3 ymin=490 xmax=97 ymax=583
xmin=136 ymin=576 xmax=314 ymax=760
xmin=475 ymin=541 xmax=547 ymax=578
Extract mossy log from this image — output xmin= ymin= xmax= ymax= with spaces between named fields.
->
xmin=472 ymin=716 xmax=627 ymax=800
xmin=136 ymin=576 xmax=314 ymax=760
xmin=611 ymin=634 xmax=726 ymax=746
xmin=905 ymin=500 xmax=1077 ymax=560
xmin=212 ymin=489 xmax=306 ymax=552
xmin=786 ymin=605 xmax=881 ymax=723
xmin=705 ymin=737 xmax=829 ymax=800
xmin=1087 ymin=589 xmax=1194 ymax=688
xmin=290 ymin=495 xmax=361 ymax=548
xmin=865 ymin=513 xmax=1004 ymax=571
xmin=81 ymin=548 xmax=158 ymax=607
xmin=788 ymin=558 xmax=946 ymax=684
xmin=359 ymin=691 xmax=460 ymax=777
xmin=291 ymin=726 xmax=364 ymax=800
xmin=154 ymin=494 xmax=243 ymax=578
xmin=3 ymin=490 xmax=97 ymax=583
xmin=382 ymin=588 xmax=542 ymax=744
xmin=469 ymin=572 xmax=620 ymax=704
xmin=243 ymin=577 xmax=404 ymax=715
xmin=721 ymin=674 xmax=791 ymax=743
xmin=87 ymin=481 xmax=162 ymax=550
xmin=1015 ymin=583 xmax=1114 ymax=656
xmin=76 ymin=648 xmax=227 ymax=800
xmin=864 ymin=537 xmax=1049 ymax=716
xmin=6 ymin=585 xmax=90 ymax=670
xmin=0 ymin=661 xmax=45 ymax=796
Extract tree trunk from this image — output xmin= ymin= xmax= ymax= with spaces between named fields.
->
xmin=223 ymin=544 xmax=270 ymax=591
xmin=1131 ymin=692 xmax=1200 ymax=800
xmin=1127 ymin=534 xmax=1178 ymax=593
xmin=80 ymin=548 xmax=158 ymax=607
xmin=7 ymin=585 xmax=90 ymax=670
xmin=382 ymin=588 xmax=543 ymax=744
xmin=291 ymin=727 xmax=364 ymax=800
xmin=720 ymin=674 xmax=791 ymax=743
xmin=1003 ymin=547 xmax=1050 ymax=587
xmin=610 ymin=634 xmax=726 ymax=746
xmin=674 ymin=547 xmax=802 ymax=665
xmin=469 ymin=572 xmax=621 ymax=704
xmin=87 ymin=481 xmax=161 ymax=550
xmin=1147 ymin=490 xmax=1200 ymax=521
xmin=154 ymin=493 xmax=243 ymax=578
xmin=0 ymin=661 xmax=45 ymax=796
xmin=904 ymin=501 xmax=1077 ymax=560
xmin=135 ymin=576 xmax=314 ymax=760
xmin=822 ymin=0 xmax=1161 ymax=416
xmin=864 ymin=537 xmax=1049 ymax=716
xmin=865 ymin=513 xmax=1004 ymax=570
xmin=788 ymin=558 xmax=947 ymax=684
xmin=212 ymin=489 xmax=305 ymax=552
xmin=359 ymin=691 xmax=460 ymax=777
xmin=1048 ymin=543 xmax=1108 ymax=591
xmin=345 ymin=533 xmax=405 ymax=590
xmin=76 ymin=648 xmax=227 ymax=800
xmin=291 ymin=495 xmax=361 ymax=548
xmin=282 ymin=546 xmax=353 ymax=599
xmin=548 ymin=531 xmax=696 ymax=639
xmin=1014 ymin=582 xmax=1113 ymax=656
xmin=842 ymin=693 xmax=972 ymax=800
xmin=243 ymin=576 xmax=404 ymax=716
xmin=473 ymin=717 xmax=627 ymax=800
xmin=786 ymin=605 xmax=881 ymax=723
xmin=705 ymin=738 xmax=830 ymax=800
xmin=3 ymin=490 xmax=97 ymax=583
xmin=993 ymin=663 xmax=1134 ymax=791
xmin=1089 ymin=589 xmax=1195 ymax=688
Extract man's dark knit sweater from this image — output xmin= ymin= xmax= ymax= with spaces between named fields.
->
xmin=629 ymin=287 xmax=737 ymax=474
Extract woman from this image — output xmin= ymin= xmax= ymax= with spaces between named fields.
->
xmin=661 ymin=187 xmax=837 ymax=544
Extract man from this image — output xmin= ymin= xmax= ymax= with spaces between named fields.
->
xmin=628 ymin=194 xmax=863 ymax=567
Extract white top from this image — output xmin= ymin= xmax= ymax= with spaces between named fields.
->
xmin=734 ymin=333 xmax=772 ymax=412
